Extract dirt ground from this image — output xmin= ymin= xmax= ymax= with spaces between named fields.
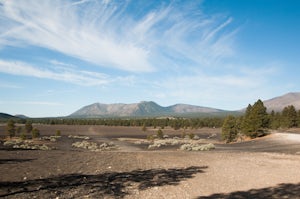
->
xmin=1 ymin=125 xmax=300 ymax=198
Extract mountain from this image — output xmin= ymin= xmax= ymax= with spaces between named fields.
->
xmin=14 ymin=114 xmax=28 ymax=119
xmin=263 ymin=92 xmax=300 ymax=112
xmin=0 ymin=113 xmax=19 ymax=120
xmin=70 ymin=101 xmax=226 ymax=118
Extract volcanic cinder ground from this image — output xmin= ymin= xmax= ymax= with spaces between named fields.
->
xmin=1 ymin=125 xmax=300 ymax=199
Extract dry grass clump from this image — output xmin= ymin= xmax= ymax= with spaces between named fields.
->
xmin=179 ymin=143 xmax=215 ymax=151
xmin=148 ymin=139 xmax=180 ymax=149
xmin=68 ymin=135 xmax=90 ymax=140
xmin=3 ymin=139 xmax=53 ymax=150
xmin=72 ymin=141 xmax=116 ymax=151
xmin=41 ymin=136 xmax=61 ymax=142
xmin=147 ymin=136 xmax=215 ymax=151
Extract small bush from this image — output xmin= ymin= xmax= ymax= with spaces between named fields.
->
xmin=156 ymin=129 xmax=164 ymax=139
xmin=56 ymin=130 xmax=61 ymax=136
xmin=20 ymin=132 xmax=27 ymax=140
xmin=68 ymin=135 xmax=90 ymax=140
xmin=188 ymin=133 xmax=195 ymax=139
xmin=180 ymin=143 xmax=215 ymax=151
xmin=147 ymin=135 xmax=154 ymax=141
xmin=31 ymin=128 xmax=40 ymax=139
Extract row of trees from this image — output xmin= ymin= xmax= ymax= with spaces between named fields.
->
xmin=15 ymin=117 xmax=224 ymax=130
xmin=222 ymin=100 xmax=300 ymax=143
xmin=6 ymin=119 xmax=40 ymax=139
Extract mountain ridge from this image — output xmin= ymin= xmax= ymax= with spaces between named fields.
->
xmin=70 ymin=92 xmax=300 ymax=118
xmin=263 ymin=92 xmax=300 ymax=112
xmin=70 ymin=101 xmax=225 ymax=118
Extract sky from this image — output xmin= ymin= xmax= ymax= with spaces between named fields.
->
xmin=0 ymin=0 xmax=299 ymax=117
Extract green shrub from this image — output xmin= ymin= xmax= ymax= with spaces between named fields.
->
xmin=56 ymin=130 xmax=61 ymax=136
xmin=156 ymin=129 xmax=164 ymax=139
xmin=31 ymin=128 xmax=40 ymax=139
xmin=147 ymin=135 xmax=154 ymax=141
xmin=188 ymin=133 xmax=195 ymax=139
xmin=20 ymin=132 xmax=27 ymax=140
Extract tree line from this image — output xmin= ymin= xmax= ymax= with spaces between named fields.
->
xmin=5 ymin=120 xmax=40 ymax=139
xmin=222 ymin=100 xmax=300 ymax=143
xmin=3 ymin=100 xmax=300 ymax=143
xmin=14 ymin=117 xmax=224 ymax=129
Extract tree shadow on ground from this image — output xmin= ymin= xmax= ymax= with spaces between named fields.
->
xmin=198 ymin=182 xmax=300 ymax=199
xmin=0 ymin=166 xmax=207 ymax=198
xmin=0 ymin=158 xmax=36 ymax=164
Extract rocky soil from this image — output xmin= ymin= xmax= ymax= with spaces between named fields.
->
xmin=1 ymin=125 xmax=300 ymax=198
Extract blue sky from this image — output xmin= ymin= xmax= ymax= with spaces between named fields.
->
xmin=0 ymin=0 xmax=299 ymax=117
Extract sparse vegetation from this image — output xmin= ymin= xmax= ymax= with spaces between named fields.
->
xmin=3 ymin=139 xmax=53 ymax=150
xmin=72 ymin=141 xmax=116 ymax=151
xmin=41 ymin=136 xmax=61 ymax=142
xmin=179 ymin=143 xmax=215 ymax=151
xmin=68 ymin=135 xmax=90 ymax=140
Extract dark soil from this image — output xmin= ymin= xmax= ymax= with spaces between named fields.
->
xmin=1 ymin=125 xmax=300 ymax=198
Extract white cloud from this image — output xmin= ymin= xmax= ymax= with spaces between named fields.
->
xmin=0 ymin=0 xmax=237 ymax=72
xmin=0 ymin=59 xmax=111 ymax=86
xmin=0 ymin=0 xmax=153 ymax=72
xmin=150 ymin=65 xmax=279 ymax=110
xmin=19 ymin=101 xmax=63 ymax=106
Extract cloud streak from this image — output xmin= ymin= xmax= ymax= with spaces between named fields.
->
xmin=150 ymin=65 xmax=279 ymax=110
xmin=0 ymin=59 xmax=110 ymax=86
xmin=0 ymin=0 xmax=237 ymax=72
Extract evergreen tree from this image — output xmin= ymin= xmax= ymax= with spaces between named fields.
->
xmin=270 ymin=111 xmax=281 ymax=129
xmin=281 ymin=105 xmax=297 ymax=128
xmin=241 ymin=100 xmax=269 ymax=138
xmin=222 ymin=115 xmax=238 ymax=143
xmin=25 ymin=120 xmax=33 ymax=134
xmin=31 ymin=128 xmax=40 ymax=138
xmin=6 ymin=119 xmax=16 ymax=138
xmin=142 ymin=123 xmax=147 ymax=132
xmin=298 ymin=110 xmax=300 ymax=127
xmin=241 ymin=104 xmax=252 ymax=134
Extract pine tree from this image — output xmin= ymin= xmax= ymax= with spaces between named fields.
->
xmin=31 ymin=128 xmax=40 ymax=139
xmin=241 ymin=104 xmax=252 ymax=134
xmin=25 ymin=120 xmax=33 ymax=134
xmin=222 ymin=115 xmax=238 ymax=143
xmin=297 ymin=110 xmax=300 ymax=127
xmin=241 ymin=100 xmax=269 ymax=138
xmin=270 ymin=111 xmax=281 ymax=129
xmin=6 ymin=119 xmax=16 ymax=138
xmin=281 ymin=105 xmax=297 ymax=128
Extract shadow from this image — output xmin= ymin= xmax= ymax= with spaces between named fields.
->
xmin=198 ymin=182 xmax=300 ymax=199
xmin=0 ymin=166 xmax=207 ymax=198
xmin=0 ymin=158 xmax=36 ymax=164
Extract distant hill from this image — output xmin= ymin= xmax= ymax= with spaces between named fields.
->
xmin=263 ymin=92 xmax=300 ymax=112
xmin=14 ymin=114 xmax=28 ymax=119
xmin=0 ymin=113 xmax=19 ymax=120
xmin=69 ymin=101 xmax=226 ymax=118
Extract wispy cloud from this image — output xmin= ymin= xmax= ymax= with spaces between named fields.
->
xmin=151 ymin=65 xmax=279 ymax=109
xmin=0 ymin=59 xmax=110 ymax=86
xmin=0 ymin=0 xmax=237 ymax=72
xmin=0 ymin=100 xmax=63 ymax=106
